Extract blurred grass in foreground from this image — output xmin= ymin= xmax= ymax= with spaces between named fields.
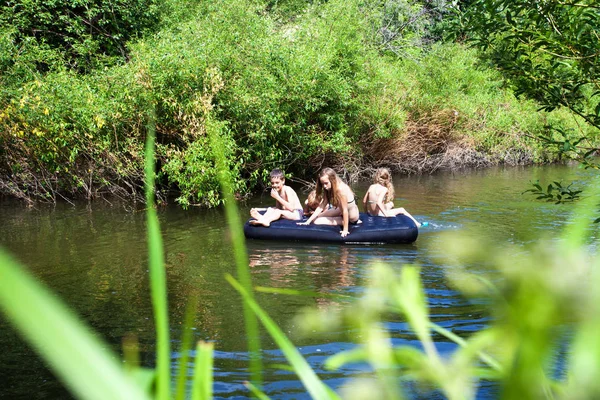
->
xmin=0 ymin=104 xmax=599 ymax=399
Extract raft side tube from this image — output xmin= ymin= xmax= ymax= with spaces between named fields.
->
xmin=243 ymin=212 xmax=418 ymax=244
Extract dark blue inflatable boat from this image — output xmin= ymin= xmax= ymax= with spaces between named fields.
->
xmin=244 ymin=212 xmax=418 ymax=244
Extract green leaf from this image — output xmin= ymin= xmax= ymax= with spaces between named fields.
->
xmin=145 ymin=103 xmax=171 ymax=400
xmin=0 ymin=249 xmax=149 ymax=400
xmin=245 ymin=381 xmax=271 ymax=400
xmin=226 ymin=274 xmax=338 ymax=400
xmin=325 ymin=347 xmax=368 ymax=370
xmin=207 ymin=115 xmax=262 ymax=384
xmin=191 ymin=341 xmax=214 ymax=400
xmin=255 ymin=286 xmax=350 ymax=300
xmin=175 ymin=297 xmax=199 ymax=400
xmin=388 ymin=265 xmax=439 ymax=362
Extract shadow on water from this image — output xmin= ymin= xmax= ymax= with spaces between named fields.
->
xmin=0 ymin=163 xmax=597 ymax=399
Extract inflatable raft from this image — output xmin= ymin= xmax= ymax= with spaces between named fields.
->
xmin=244 ymin=212 xmax=418 ymax=244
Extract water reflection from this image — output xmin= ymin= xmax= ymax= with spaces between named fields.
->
xmin=248 ymin=245 xmax=358 ymax=310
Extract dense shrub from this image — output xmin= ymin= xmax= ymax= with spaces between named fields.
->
xmin=0 ymin=0 xmax=168 ymax=72
xmin=1 ymin=0 xmax=593 ymax=206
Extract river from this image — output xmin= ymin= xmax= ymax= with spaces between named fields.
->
xmin=0 ymin=163 xmax=597 ymax=399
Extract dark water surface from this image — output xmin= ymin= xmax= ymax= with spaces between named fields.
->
xmin=0 ymin=164 xmax=597 ymax=399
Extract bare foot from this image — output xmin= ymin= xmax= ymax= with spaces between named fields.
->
xmin=249 ymin=219 xmax=270 ymax=227
xmin=250 ymin=209 xmax=262 ymax=220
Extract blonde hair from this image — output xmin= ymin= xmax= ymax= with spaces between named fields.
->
xmin=316 ymin=167 xmax=342 ymax=207
xmin=306 ymin=189 xmax=320 ymax=210
xmin=375 ymin=168 xmax=394 ymax=203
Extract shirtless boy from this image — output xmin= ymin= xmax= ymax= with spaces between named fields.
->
xmin=249 ymin=169 xmax=304 ymax=227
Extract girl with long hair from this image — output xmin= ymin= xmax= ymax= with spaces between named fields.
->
xmin=298 ymin=168 xmax=359 ymax=237
xmin=363 ymin=168 xmax=421 ymax=226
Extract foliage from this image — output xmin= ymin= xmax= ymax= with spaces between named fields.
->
xmin=361 ymin=0 xmax=455 ymax=58
xmin=0 ymin=64 xmax=149 ymax=203
xmin=0 ymin=0 xmax=593 ymax=206
xmin=0 ymin=0 xmax=167 ymax=72
xmin=456 ymin=0 xmax=600 ymax=165
xmin=536 ymin=126 xmax=600 ymax=169
xmin=0 ymin=109 xmax=215 ymax=400
xmin=289 ymin=180 xmax=600 ymax=399
xmin=522 ymin=179 xmax=582 ymax=204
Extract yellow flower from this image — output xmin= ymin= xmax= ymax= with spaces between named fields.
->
xmin=94 ymin=115 xmax=105 ymax=129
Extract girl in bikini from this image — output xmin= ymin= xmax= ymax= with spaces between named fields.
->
xmin=298 ymin=168 xmax=359 ymax=237
xmin=363 ymin=168 xmax=421 ymax=227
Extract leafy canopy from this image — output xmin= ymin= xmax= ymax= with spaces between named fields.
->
xmin=457 ymin=0 xmax=600 ymax=164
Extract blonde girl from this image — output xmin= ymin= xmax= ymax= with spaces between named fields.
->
xmin=363 ymin=168 xmax=421 ymax=227
xmin=303 ymin=189 xmax=321 ymax=217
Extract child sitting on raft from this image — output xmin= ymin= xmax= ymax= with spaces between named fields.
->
xmin=363 ymin=167 xmax=422 ymax=227
xmin=297 ymin=167 xmax=360 ymax=238
xmin=303 ymin=189 xmax=321 ymax=217
xmin=250 ymin=169 xmax=304 ymax=227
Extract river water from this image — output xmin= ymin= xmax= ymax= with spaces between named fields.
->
xmin=0 ymin=164 xmax=597 ymax=399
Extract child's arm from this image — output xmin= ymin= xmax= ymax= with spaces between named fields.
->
xmin=272 ymin=186 xmax=300 ymax=212
xmin=362 ymin=189 xmax=369 ymax=213
xmin=376 ymin=188 xmax=388 ymax=217
xmin=298 ymin=197 xmax=327 ymax=225
xmin=339 ymin=193 xmax=350 ymax=237
xmin=303 ymin=199 xmax=314 ymax=215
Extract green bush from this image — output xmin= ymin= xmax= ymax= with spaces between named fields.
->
xmin=1 ymin=0 xmax=592 ymax=206
xmin=0 ymin=0 xmax=168 ymax=72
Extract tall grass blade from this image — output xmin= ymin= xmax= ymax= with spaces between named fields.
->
xmin=144 ymin=103 xmax=171 ymax=400
xmin=207 ymin=116 xmax=262 ymax=384
xmin=123 ymin=333 xmax=141 ymax=371
xmin=226 ymin=273 xmax=339 ymax=400
xmin=255 ymin=286 xmax=350 ymax=300
xmin=0 ymin=250 xmax=149 ymax=400
xmin=387 ymin=265 xmax=439 ymax=362
xmin=175 ymin=297 xmax=199 ymax=400
xmin=325 ymin=348 xmax=368 ymax=371
xmin=428 ymin=323 xmax=502 ymax=372
xmin=191 ymin=341 xmax=214 ymax=400
xmin=123 ymin=335 xmax=157 ymax=393
xmin=245 ymin=381 xmax=271 ymax=400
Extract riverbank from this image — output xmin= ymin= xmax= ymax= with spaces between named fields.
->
xmin=1 ymin=0 xmax=593 ymax=207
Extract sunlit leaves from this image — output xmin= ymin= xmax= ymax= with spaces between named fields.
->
xmin=522 ymin=179 xmax=582 ymax=204
xmin=458 ymin=0 xmax=600 ymax=136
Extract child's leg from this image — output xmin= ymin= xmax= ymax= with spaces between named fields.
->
xmin=313 ymin=216 xmax=343 ymax=226
xmin=388 ymin=207 xmax=421 ymax=227
xmin=318 ymin=207 xmax=342 ymax=218
xmin=280 ymin=209 xmax=302 ymax=221
xmin=249 ymin=207 xmax=282 ymax=227
xmin=250 ymin=208 xmax=263 ymax=220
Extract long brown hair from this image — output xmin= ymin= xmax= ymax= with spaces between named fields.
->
xmin=375 ymin=168 xmax=394 ymax=203
xmin=315 ymin=167 xmax=341 ymax=207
